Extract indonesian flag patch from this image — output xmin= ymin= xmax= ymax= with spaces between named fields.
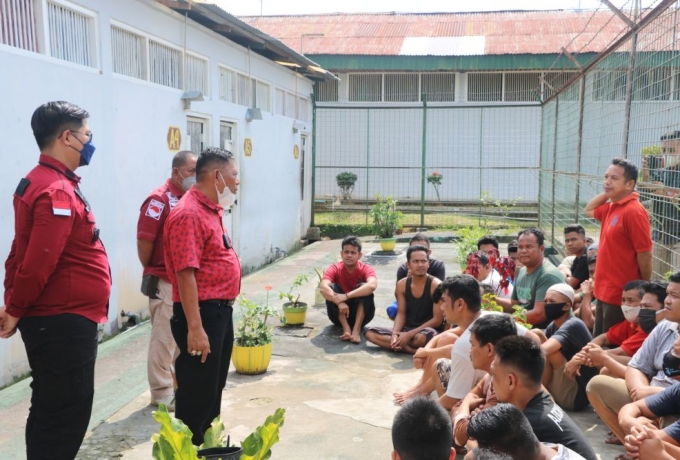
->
xmin=145 ymin=199 xmax=165 ymax=220
xmin=52 ymin=201 xmax=71 ymax=216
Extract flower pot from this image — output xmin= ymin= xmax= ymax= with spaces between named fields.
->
xmin=197 ymin=446 xmax=242 ymax=460
xmin=314 ymin=287 xmax=325 ymax=306
xmin=232 ymin=342 xmax=272 ymax=375
xmin=380 ymin=238 xmax=397 ymax=251
xmin=282 ymin=302 xmax=308 ymax=325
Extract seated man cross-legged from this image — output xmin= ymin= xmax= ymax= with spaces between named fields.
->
xmin=366 ymin=245 xmax=444 ymax=354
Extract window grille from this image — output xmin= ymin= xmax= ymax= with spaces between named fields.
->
xmin=505 ymin=73 xmax=541 ymax=102
xmin=187 ymin=118 xmax=205 ymax=154
xmin=592 ymin=70 xmax=627 ymax=101
xmin=633 ymin=66 xmax=672 ymax=101
xmin=111 ymin=26 xmax=145 ymax=79
xmin=47 ymin=1 xmax=94 ymax=66
xmin=256 ymin=80 xmax=270 ymax=111
xmin=543 ymin=72 xmax=577 ymax=100
xmin=298 ymin=97 xmax=310 ymax=121
xmin=219 ymin=67 xmax=235 ymax=102
xmin=0 ymin=0 xmax=37 ymax=52
xmin=313 ymin=80 xmax=339 ymax=102
xmin=285 ymin=92 xmax=296 ymax=118
xmin=237 ymin=73 xmax=252 ymax=107
xmin=275 ymin=88 xmax=285 ymax=115
xmin=467 ymin=73 xmax=503 ymax=102
xmin=384 ymin=73 xmax=419 ymax=102
xmin=421 ymin=73 xmax=456 ymax=102
xmin=348 ymin=73 xmax=382 ymax=102
xmin=186 ymin=54 xmax=208 ymax=96
xmin=149 ymin=40 xmax=181 ymax=89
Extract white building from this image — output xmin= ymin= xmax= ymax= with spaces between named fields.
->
xmin=0 ymin=0 xmax=334 ymax=385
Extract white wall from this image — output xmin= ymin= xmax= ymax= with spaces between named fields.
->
xmin=0 ymin=0 xmax=314 ymax=386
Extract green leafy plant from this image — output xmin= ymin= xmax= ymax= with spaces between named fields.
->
xmin=427 ymin=171 xmax=443 ymax=202
xmin=235 ymin=287 xmax=284 ymax=347
xmin=369 ymin=195 xmax=403 ymax=239
xmin=279 ymin=274 xmax=309 ymax=307
xmin=641 ymin=145 xmax=663 ymax=156
xmin=455 ymin=226 xmax=487 ymax=270
xmin=313 ymin=267 xmax=325 ymax=287
xmin=151 ymin=404 xmax=198 ymax=459
xmin=482 ymin=294 xmax=532 ymax=329
xmin=241 ymin=408 xmax=286 ymax=460
xmin=479 ymin=191 xmax=520 ymax=228
xmin=336 ymin=171 xmax=358 ymax=200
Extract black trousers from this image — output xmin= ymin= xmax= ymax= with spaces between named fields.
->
xmin=326 ymin=283 xmax=375 ymax=328
xmin=170 ymin=301 xmax=233 ymax=445
xmin=18 ymin=314 xmax=98 ymax=460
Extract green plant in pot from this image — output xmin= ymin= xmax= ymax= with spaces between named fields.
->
xmin=454 ymin=226 xmax=487 ymax=270
xmin=336 ymin=171 xmax=357 ymax=201
xmin=232 ymin=287 xmax=283 ymax=375
xmin=369 ymin=195 xmax=403 ymax=251
xmin=313 ymin=267 xmax=326 ymax=306
xmin=279 ymin=274 xmax=309 ymax=325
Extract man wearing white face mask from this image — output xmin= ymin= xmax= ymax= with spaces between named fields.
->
xmin=164 ymin=147 xmax=241 ymax=446
xmin=137 ymin=150 xmax=197 ymax=410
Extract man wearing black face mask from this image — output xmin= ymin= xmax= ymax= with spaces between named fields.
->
xmin=0 ymin=101 xmax=111 ymax=459
xmin=540 ymin=283 xmax=597 ymax=411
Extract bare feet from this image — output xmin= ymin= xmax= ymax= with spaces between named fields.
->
xmin=350 ymin=331 xmax=361 ymax=343
xmin=413 ymin=357 xmax=425 ymax=369
xmin=393 ymin=388 xmax=422 ymax=405
xmin=605 ymin=432 xmax=623 ymax=445
xmin=340 ymin=331 xmax=352 ymax=341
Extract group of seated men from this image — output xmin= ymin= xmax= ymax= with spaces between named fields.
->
xmin=320 ymin=225 xmax=680 ymax=460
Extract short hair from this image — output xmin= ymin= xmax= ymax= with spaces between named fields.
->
xmin=670 ymin=271 xmax=680 ymax=284
xmin=586 ymin=237 xmax=595 ymax=246
xmin=480 ymin=283 xmax=496 ymax=296
xmin=441 ymin=275 xmax=481 ymax=313
xmin=391 ymin=396 xmax=453 ymax=460
xmin=467 ymin=404 xmax=539 ymax=459
xmin=623 ymin=280 xmax=649 ymax=299
xmin=470 ymin=314 xmax=517 ymax=347
xmin=31 ymin=101 xmax=89 ymax=150
xmin=494 ymin=336 xmax=544 ymax=388
xmin=469 ymin=250 xmax=490 ymax=266
xmin=564 ymin=223 xmax=585 ymax=236
xmin=645 ymin=280 xmax=668 ymax=305
xmin=196 ymin=147 xmax=234 ymax=181
xmin=477 ymin=236 xmax=499 ymax=250
xmin=432 ymin=284 xmax=444 ymax=304
xmin=407 ymin=245 xmax=429 ymax=262
xmin=470 ymin=448 xmax=514 ymax=460
xmin=410 ymin=233 xmax=430 ymax=246
xmin=611 ymin=157 xmax=638 ymax=184
xmin=172 ymin=150 xmax=197 ymax=169
xmin=341 ymin=235 xmax=362 ymax=252
xmin=517 ymin=227 xmax=545 ymax=247
xmin=587 ymin=255 xmax=597 ymax=266
xmin=507 ymin=240 xmax=518 ymax=253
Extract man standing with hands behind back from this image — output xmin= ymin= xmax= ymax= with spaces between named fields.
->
xmin=164 ymin=147 xmax=241 ymax=445
xmin=0 ymin=101 xmax=111 ymax=459
xmin=137 ymin=150 xmax=197 ymax=410
xmin=585 ymin=158 xmax=652 ymax=336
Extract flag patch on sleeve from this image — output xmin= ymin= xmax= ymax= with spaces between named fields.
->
xmin=52 ymin=201 xmax=72 ymax=216
xmin=145 ymin=199 xmax=165 ymax=220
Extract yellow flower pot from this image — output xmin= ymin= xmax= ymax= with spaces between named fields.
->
xmin=232 ymin=342 xmax=272 ymax=375
xmin=380 ymin=238 xmax=397 ymax=251
xmin=282 ymin=302 xmax=308 ymax=325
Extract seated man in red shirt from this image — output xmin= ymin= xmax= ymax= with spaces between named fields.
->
xmin=320 ymin=236 xmax=377 ymax=343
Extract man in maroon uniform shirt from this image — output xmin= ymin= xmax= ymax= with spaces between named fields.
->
xmin=164 ymin=147 xmax=241 ymax=445
xmin=137 ymin=150 xmax=196 ymax=410
xmin=0 ymin=101 xmax=111 ymax=459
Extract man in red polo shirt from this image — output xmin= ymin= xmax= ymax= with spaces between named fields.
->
xmin=585 ymin=158 xmax=653 ymax=336
xmin=137 ymin=150 xmax=197 ymax=410
xmin=0 ymin=101 xmax=111 ymax=459
xmin=164 ymin=147 xmax=241 ymax=445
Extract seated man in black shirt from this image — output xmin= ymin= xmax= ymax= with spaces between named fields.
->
xmin=490 ymin=336 xmax=597 ymax=460
xmin=395 ymin=233 xmax=446 ymax=282
xmin=558 ymin=224 xmax=590 ymax=290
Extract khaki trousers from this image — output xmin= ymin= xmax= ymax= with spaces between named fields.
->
xmin=148 ymin=278 xmax=176 ymax=400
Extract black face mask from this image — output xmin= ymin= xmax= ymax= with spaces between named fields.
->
xmin=545 ymin=302 xmax=568 ymax=321
xmin=663 ymin=350 xmax=680 ymax=377
xmin=638 ymin=309 xmax=659 ymax=334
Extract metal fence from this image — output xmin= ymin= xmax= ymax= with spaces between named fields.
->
xmin=539 ymin=0 xmax=680 ymax=278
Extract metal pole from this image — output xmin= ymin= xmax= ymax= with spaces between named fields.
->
xmin=478 ymin=109 xmax=484 ymax=227
xmin=551 ymin=99 xmax=559 ymax=246
xmin=622 ymin=30 xmax=639 ymax=159
xmin=420 ymin=94 xmax=427 ymax=229
xmin=365 ymin=109 xmax=370 ymax=226
xmin=311 ymin=96 xmax=317 ymax=226
xmin=575 ymin=75 xmax=586 ymax=222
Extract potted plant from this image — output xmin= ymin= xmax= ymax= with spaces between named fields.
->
xmin=427 ymin=171 xmax=443 ymax=202
xmin=232 ymin=286 xmax=283 ymax=375
xmin=279 ymin=274 xmax=309 ymax=325
xmin=369 ymin=195 xmax=403 ymax=251
xmin=313 ymin=267 xmax=326 ymax=306
xmin=336 ymin=171 xmax=358 ymax=201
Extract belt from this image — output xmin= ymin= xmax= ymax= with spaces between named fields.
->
xmin=202 ymin=299 xmax=235 ymax=307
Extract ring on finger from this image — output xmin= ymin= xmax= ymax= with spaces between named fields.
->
xmin=190 ymin=350 xmax=197 ymax=356
xmin=197 ymin=351 xmax=202 ymax=356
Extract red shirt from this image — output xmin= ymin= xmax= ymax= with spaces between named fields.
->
xmin=593 ymin=192 xmax=652 ymax=305
xmin=3 ymin=155 xmax=110 ymax=323
xmin=163 ymin=187 xmax=241 ymax=302
xmin=606 ymin=320 xmax=648 ymax=356
xmin=323 ymin=261 xmax=377 ymax=293
xmin=137 ymin=179 xmax=184 ymax=281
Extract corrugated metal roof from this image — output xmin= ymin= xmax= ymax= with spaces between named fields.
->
xmin=239 ymin=10 xmax=632 ymax=56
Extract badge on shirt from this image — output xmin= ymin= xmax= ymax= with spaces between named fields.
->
xmin=52 ymin=201 xmax=71 ymax=217
xmin=145 ymin=199 xmax=165 ymax=220
xmin=166 ymin=192 xmax=179 ymax=210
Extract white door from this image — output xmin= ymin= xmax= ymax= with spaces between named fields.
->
xmin=220 ymin=121 xmax=237 ymax=243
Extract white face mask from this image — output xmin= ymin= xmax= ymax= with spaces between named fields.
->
xmin=622 ymin=305 xmax=641 ymax=323
xmin=178 ymin=170 xmax=196 ymax=192
xmin=216 ymin=172 xmax=235 ymax=208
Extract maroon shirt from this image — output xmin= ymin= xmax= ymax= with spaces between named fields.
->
xmin=3 ymin=155 xmax=111 ymax=323
xmin=137 ymin=179 xmax=184 ymax=281
xmin=163 ymin=187 xmax=241 ymax=302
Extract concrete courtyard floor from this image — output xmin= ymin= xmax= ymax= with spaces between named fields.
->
xmin=0 ymin=237 xmax=623 ymax=459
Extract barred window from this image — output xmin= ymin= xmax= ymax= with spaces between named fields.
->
xmin=422 ymin=73 xmax=456 ymax=102
xmin=314 ymin=80 xmax=339 ymax=102
xmin=149 ymin=40 xmax=182 ymax=89
xmin=111 ymin=26 xmax=145 ymax=79
xmin=543 ymin=72 xmax=578 ymax=100
xmin=275 ymin=88 xmax=285 ymax=115
xmin=592 ymin=70 xmax=627 ymax=101
xmin=256 ymin=80 xmax=270 ymax=111
xmin=219 ymin=67 xmax=235 ymax=102
xmin=47 ymin=1 xmax=95 ymax=67
xmin=467 ymin=73 xmax=503 ymax=102
xmin=633 ymin=67 xmax=671 ymax=101
xmin=186 ymin=54 xmax=209 ymax=96
xmin=384 ymin=73 xmax=419 ymax=102
xmin=1 ymin=0 xmax=37 ymax=52
xmin=505 ymin=73 xmax=540 ymax=102
xmin=285 ymin=92 xmax=296 ymax=117
xmin=349 ymin=73 xmax=382 ymax=102
xmin=298 ymin=97 xmax=310 ymax=121
xmin=237 ymin=74 xmax=252 ymax=107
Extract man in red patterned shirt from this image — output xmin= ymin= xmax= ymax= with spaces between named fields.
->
xmin=137 ymin=150 xmax=196 ymax=410
xmin=164 ymin=147 xmax=241 ymax=445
